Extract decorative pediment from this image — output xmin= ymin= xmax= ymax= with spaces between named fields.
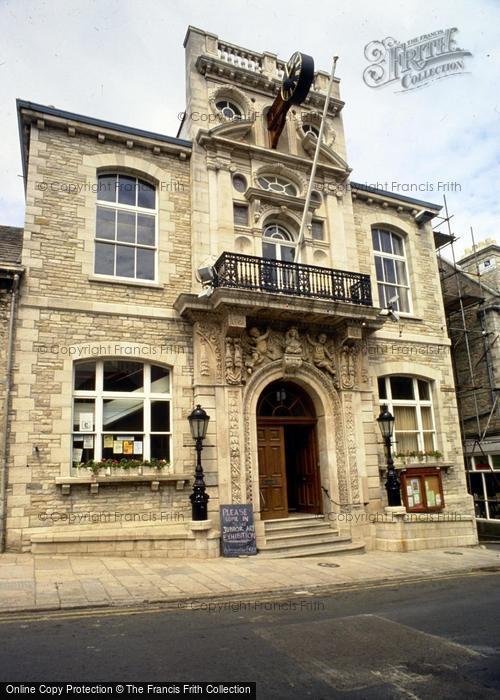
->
xmin=209 ymin=119 xmax=254 ymax=142
xmin=301 ymin=132 xmax=351 ymax=173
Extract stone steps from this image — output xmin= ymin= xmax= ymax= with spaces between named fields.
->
xmin=258 ymin=514 xmax=365 ymax=559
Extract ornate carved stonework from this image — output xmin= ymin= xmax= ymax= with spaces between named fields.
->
xmin=195 ymin=322 xmax=223 ymax=383
xmin=340 ymin=343 xmax=357 ymax=389
xmin=242 ymin=325 xmax=338 ymax=385
xmin=228 ymin=390 xmax=243 ymax=503
xmin=343 ymin=392 xmax=361 ymax=505
xmin=242 ymin=360 xmax=350 ymax=512
xmin=225 ymin=337 xmax=243 ymax=384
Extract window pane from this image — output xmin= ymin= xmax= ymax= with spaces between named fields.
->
xmin=73 ymin=399 xmax=95 ymax=432
xmin=395 ymin=259 xmax=408 ymax=285
xmin=383 ymin=258 xmax=396 ymax=284
xmin=281 ymin=246 xmax=295 ymax=262
xmin=469 ymin=472 xmax=485 ymax=500
xmin=117 ymin=175 xmax=137 ymax=206
xmin=380 ymin=230 xmax=392 ymax=253
xmin=492 ymin=455 xmax=500 ymax=470
xmin=485 ymin=474 xmax=500 ymax=499
xmin=94 ymin=242 xmax=115 ymax=275
xmin=312 ymin=221 xmax=324 ymax=240
xmin=137 ymin=248 xmax=155 ymax=280
xmin=97 ymin=175 xmax=116 ymax=203
xmin=397 ymin=286 xmax=410 ymax=312
xmin=378 ymin=283 xmax=386 ymax=308
xmin=374 ymin=256 xmax=383 ymax=282
xmin=72 ymin=434 xmax=94 ymax=465
xmin=394 ymin=405 xmax=417 ymax=431
xmin=395 ymin=432 xmax=419 ymax=453
xmin=378 ymin=377 xmax=387 ymax=399
xmin=116 ymin=244 xmax=135 ymax=277
xmin=74 ymin=362 xmax=95 ymax=391
xmin=371 ymin=229 xmax=380 ymax=251
xmin=262 ymin=242 xmax=277 ymax=260
xmin=151 ymin=401 xmax=170 ymax=432
xmin=423 ymin=432 xmax=435 ymax=451
xmin=418 ymin=380 xmax=430 ymax=400
xmin=421 ymin=407 xmax=433 ymax=430
xmin=391 ymin=376 xmax=414 ymax=400
xmin=101 ymin=434 xmax=144 ymax=460
xmin=233 ymin=204 xmax=249 ymax=226
xmin=96 ymin=206 xmax=116 ymax=240
xmin=150 ymin=434 xmax=170 ymax=461
xmin=103 ymin=399 xmax=143 ymax=431
xmin=117 ymin=211 xmax=136 ymax=243
xmin=137 ymin=180 xmax=155 ymax=209
xmin=392 ymin=235 xmax=404 ymax=256
xmin=137 ymin=214 xmax=155 ymax=246
xmin=103 ymin=360 xmax=143 ymax=392
xmin=151 ymin=365 xmax=170 ymax=393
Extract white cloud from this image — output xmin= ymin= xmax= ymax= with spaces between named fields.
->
xmin=1 ymin=0 xmax=498 ymax=258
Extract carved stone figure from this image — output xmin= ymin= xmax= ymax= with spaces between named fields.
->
xmin=283 ymin=326 xmax=303 ymax=374
xmin=284 ymin=326 xmax=303 ymax=355
xmin=245 ymin=327 xmax=270 ymax=374
xmin=306 ymin=333 xmax=336 ymax=376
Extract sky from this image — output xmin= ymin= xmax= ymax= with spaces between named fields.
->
xmin=1 ymin=0 xmax=499 ymax=258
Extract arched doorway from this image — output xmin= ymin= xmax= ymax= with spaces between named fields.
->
xmin=257 ymin=380 xmax=322 ymax=520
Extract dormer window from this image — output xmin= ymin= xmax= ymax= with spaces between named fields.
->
xmin=216 ymin=100 xmax=242 ymax=120
xmin=257 ymin=175 xmax=297 ymax=197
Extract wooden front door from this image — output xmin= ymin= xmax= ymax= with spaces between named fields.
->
xmin=257 ymin=425 xmax=288 ymax=520
xmin=295 ymin=426 xmax=321 ymax=514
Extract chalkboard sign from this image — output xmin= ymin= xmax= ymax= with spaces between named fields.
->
xmin=220 ymin=504 xmax=257 ymax=557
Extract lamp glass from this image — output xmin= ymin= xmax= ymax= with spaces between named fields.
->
xmin=377 ymin=404 xmax=395 ymax=439
xmin=188 ymin=405 xmax=210 ymax=440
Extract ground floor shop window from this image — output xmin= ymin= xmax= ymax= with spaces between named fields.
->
xmin=72 ymin=359 xmax=171 ymax=467
xmin=466 ymin=455 xmax=500 ymax=520
xmin=400 ymin=467 xmax=444 ymax=512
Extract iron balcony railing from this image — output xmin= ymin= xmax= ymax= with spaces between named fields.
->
xmin=213 ymin=252 xmax=373 ymax=306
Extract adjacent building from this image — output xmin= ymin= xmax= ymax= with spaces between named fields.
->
xmin=0 ymin=27 xmax=478 ymax=557
xmin=439 ymin=239 xmax=500 ymax=538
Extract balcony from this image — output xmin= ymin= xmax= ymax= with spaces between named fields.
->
xmin=212 ymin=252 xmax=373 ymax=306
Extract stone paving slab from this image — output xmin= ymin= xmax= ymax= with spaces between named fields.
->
xmin=0 ymin=546 xmax=497 ymax=614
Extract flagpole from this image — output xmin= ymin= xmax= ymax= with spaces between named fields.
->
xmin=295 ymin=56 xmax=338 ymax=263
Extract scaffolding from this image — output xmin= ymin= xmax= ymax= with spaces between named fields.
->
xmin=433 ymin=195 xmax=499 ymax=465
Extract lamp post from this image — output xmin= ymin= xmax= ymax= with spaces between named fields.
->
xmin=188 ymin=405 xmax=210 ymax=521
xmin=377 ymin=404 xmax=402 ymax=507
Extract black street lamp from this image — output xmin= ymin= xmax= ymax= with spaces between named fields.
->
xmin=377 ymin=404 xmax=402 ymax=507
xmin=188 ymin=405 xmax=210 ymax=521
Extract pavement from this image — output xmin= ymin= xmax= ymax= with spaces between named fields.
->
xmin=0 ymin=545 xmax=499 ymax=615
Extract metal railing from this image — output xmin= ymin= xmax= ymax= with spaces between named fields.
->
xmin=213 ymin=252 xmax=373 ymax=306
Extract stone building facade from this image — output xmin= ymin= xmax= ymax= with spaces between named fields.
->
xmin=0 ymin=27 xmax=477 ymax=557
xmin=439 ymin=240 xmax=500 ymax=537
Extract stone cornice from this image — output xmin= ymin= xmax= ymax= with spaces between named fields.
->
xmin=243 ymin=187 xmax=320 ymax=212
xmin=196 ymin=131 xmax=350 ymax=180
xmin=196 ymin=55 xmax=345 ymax=116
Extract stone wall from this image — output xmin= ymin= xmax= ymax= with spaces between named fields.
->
xmin=4 ymin=121 xmax=205 ymax=552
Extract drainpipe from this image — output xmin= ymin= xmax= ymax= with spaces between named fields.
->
xmin=0 ymin=273 xmax=20 ymax=553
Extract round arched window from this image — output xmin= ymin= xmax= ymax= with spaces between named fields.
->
xmin=257 ymin=175 xmax=298 ymax=197
xmin=215 ymin=100 xmax=242 ymax=120
xmin=262 ymin=224 xmax=296 ymax=263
